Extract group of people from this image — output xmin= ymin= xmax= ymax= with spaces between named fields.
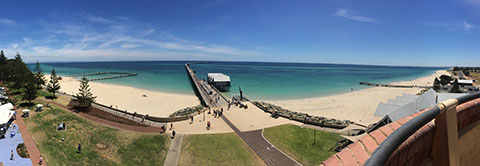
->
xmin=209 ymin=108 xmax=224 ymax=118
xmin=57 ymin=122 xmax=66 ymax=131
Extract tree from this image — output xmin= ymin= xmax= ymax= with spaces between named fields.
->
xmin=22 ymin=83 xmax=38 ymax=103
xmin=33 ymin=61 xmax=45 ymax=89
xmin=450 ymin=79 xmax=462 ymax=93
xmin=47 ymin=68 xmax=61 ymax=98
xmin=0 ymin=50 xmax=6 ymax=65
xmin=433 ymin=78 xmax=441 ymax=91
xmin=439 ymin=75 xmax=453 ymax=85
xmin=15 ymin=52 xmax=22 ymax=62
xmin=73 ymin=75 xmax=96 ymax=111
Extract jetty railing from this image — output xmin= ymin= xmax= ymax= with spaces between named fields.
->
xmin=365 ymin=91 xmax=480 ymax=166
xmin=67 ymin=71 xmax=138 ymax=81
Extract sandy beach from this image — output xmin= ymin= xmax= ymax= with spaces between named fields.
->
xmin=47 ymin=69 xmax=447 ymax=127
xmin=47 ymin=75 xmax=201 ymax=117
xmin=267 ymin=70 xmax=449 ymax=125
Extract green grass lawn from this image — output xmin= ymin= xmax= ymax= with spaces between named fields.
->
xmin=179 ymin=133 xmax=265 ymax=166
xmin=24 ymin=106 xmax=170 ymax=166
xmin=263 ymin=124 xmax=343 ymax=166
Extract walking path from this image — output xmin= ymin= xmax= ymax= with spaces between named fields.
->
xmin=33 ymin=100 xmax=165 ymax=133
xmin=15 ymin=109 xmax=45 ymax=166
xmin=221 ymin=115 xmax=301 ymax=166
xmin=163 ymin=134 xmax=184 ymax=166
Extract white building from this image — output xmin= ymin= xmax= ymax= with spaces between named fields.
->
xmin=207 ymin=73 xmax=231 ymax=92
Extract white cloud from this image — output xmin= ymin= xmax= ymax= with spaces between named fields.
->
xmin=463 ymin=20 xmax=477 ymax=31
xmin=4 ymin=14 xmax=263 ymax=62
xmin=424 ymin=20 xmax=477 ymax=32
xmin=120 ymin=43 xmax=141 ymax=48
xmin=334 ymin=9 xmax=380 ymax=24
xmin=461 ymin=0 xmax=480 ymax=7
xmin=11 ymin=43 xmax=18 ymax=49
xmin=0 ymin=18 xmax=15 ymax=25
xmin=87 ymin=15 xmax=114 ymax=24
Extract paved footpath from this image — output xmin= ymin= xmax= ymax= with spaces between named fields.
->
xmin=221 ymin=116 xmax=302 ymax=166
xmin=163 ymin=134 xmax=184 ymax=166
xmin=15 ymin=109 xmax=45 ymax=166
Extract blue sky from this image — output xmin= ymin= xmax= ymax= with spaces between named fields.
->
xmin=0 ymin=0 xmax=479 ymax=66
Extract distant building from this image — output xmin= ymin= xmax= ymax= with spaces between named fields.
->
xmin=207 ymin=73 xmax=231 ymax=92
xmin=456 ymin=79 xmax=474 ymax=86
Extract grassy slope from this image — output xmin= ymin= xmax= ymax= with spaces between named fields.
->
xmin=263 ymin=124 xmax=343 ymax=166
xmin=179 ymin=133 xmax=264 ymax=166
xmin=25 ymin=106 xmax=170 ymax=166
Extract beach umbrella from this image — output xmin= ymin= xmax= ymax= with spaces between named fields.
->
xmin=36 ymin=104 xmax=43 ymax=108
xmin=22 ymin=109 xmax=31 ymax=112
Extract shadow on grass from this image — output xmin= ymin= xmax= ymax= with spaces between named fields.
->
xmin=45 ymin=96 xmax=57 ymax=100
xmin=18 ymin=102 xmax=35 ymax=108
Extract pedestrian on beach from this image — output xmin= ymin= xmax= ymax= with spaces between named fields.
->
xmin=213 ymin=110 xmax=217 ymax=118
xmin=39 ymin=155 xmax=43 ymax=166
xmin=207 ymin=121 xmax=211 ymax=130
xmin=170 ymin=123 xmax=174 ymax=130
xmin=220 ymin=109 xmax=223 ymax=117
xmin=172 ymin=130 xmax=176 ymax=139
xmin=10 ymin=150 xmax=14 ymax=160
xmin=190 ymin=116 xmax=194 ymax=124
xmin=78 ymin=144 xmax=82 ymax=153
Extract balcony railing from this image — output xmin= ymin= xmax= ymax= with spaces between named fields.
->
xmin=365 ymin=91 xmax=480 ymax=166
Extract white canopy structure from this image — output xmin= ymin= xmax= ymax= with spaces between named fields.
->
xmin=0 ymin=103 xmax=14 ymax=124
xmin=36 ymin=104 xmax=43 ymax=108
xmin=0 ymin=103 xmax=14 ymax=111
xmin=22 ymin=109 xmax=31 ymax=113
xmin=0 ymin=110 xmax=15 ymax=124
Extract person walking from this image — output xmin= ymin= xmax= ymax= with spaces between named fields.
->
xmin=39 ymin=155 xmax=43 ymax=166
xmin=10 ymin=150 xmax=14 ymax=160
xmin=207 ymin=121 xmax=211 ymax=130
xmin=170 ymin=123 xmax=174 ymax=130
xmin=190 ymin=115 xmax=194 ymax=124
xmin=78 ymin=144 xmax=82 ymax=153
xmin=172 ymin=130 xmax=176 ymax=139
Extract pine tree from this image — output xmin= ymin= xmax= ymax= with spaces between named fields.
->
xmin=47 ymin=68 xmax=61 ymax=98
xmin=433 ymin=78 xmax=441 ymax=91
xmin=0 ymin=50 xmax=6 ymax=65
xmin=33 ymin=61 xmax=45 ymax=89
xmin=73 ymin=75 xmax=96 ymax=111
xmin=15 ymin=52 xmax=22 ymax=62
xmin=450 ymin=79 xmax=462 ymax=93
xmin=22 ymin=83 xmax=38 ymax=103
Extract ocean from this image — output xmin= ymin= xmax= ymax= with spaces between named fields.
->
xmin=29 ymin=61 xmax=445 ymax=100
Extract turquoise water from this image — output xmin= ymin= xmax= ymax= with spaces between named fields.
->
xmin=30 ymin=61 xmax=445 ymax=100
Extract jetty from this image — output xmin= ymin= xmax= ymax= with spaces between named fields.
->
xmin=68 ymin=72 xmax=138 ymax=81
xmin=185 ymin=63 xmax=229 ymax=108
xmin=359 ymin=81 xmax=432 ymax=88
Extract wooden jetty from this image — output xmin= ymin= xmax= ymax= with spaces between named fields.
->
xmin=359 ymin=81 xmax=432 ymax=88
xmin=185 ymin=63 xmax=229 ymax=108
xmin=68 ymin=72 xmax=137 ymax=81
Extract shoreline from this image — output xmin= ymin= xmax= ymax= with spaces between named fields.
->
xmin=266 ymin=70 xmax=448 ymax=124
xmin=46 ymin=74 xmax=201 ymax=118
xmin=46 ymin=69 xmax=445 ymax=122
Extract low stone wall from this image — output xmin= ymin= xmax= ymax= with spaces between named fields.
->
xmin=321 ymin=98 xmax=480 ymax=166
